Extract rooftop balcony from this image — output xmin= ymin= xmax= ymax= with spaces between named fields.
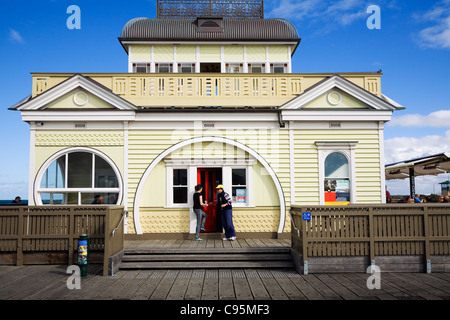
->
xmin=31 ymin=73 xmax=382 ymax=108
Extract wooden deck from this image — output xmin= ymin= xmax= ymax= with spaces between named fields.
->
xmin=1 ymin=239 xmax=450 ymax=301
xmin=124 ymin=238 xmax=292 ymax=250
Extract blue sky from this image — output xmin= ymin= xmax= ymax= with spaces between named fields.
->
xmin=0 ymin=0 xmax=449 ymax=200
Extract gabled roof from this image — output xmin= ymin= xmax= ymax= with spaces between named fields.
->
xmin=13 ymin=74 xmax=138 ymax=111
xmin=279 ymin=74 xmax=405 ymax=111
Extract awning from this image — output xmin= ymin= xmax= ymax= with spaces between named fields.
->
xmin=385 ymin=152 xmax=450 ymax=180
xmin=385 ymin=152 xmax=450 ymax=196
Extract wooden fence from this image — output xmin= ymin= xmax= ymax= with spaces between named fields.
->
xmin=0 ymin=206 xmax=126 ymax=276
xmin=291 ymin=204 xmax=450 ymax=274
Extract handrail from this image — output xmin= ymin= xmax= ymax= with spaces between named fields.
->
xmin=112 ymin=210 xmax=128 ymax=237
xmin=289 ymin=209 xmax=300 ymax=239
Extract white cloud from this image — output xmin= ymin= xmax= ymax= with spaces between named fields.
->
xmin=265 ymin=0 xmax=370 ymax=28
xmin=388 ymin=110 xmax=450 ymax=128
xmin=416 ymin=0 xmax=450 ymax=49
xmin=384 ymin=130 xmax=450 ymax=164
xmin=9 ymin=28 xmax=25 ymax=44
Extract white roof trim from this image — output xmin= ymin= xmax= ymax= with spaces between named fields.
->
xmin=279 ymin=75 xmax=399 ymax=111
xmin=17 ymin=74 xmax=138 ymax=111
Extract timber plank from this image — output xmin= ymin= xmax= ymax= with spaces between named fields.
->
xmin=270 ymin=270 xmax=306 ymax=300
xmin=201 ymin=270 xmax=219 ymax=300
xmin=131 ymin=270 xmax=166 ymax=300
xmin=351 ymin=272 xmax=411 ymax=299
xmin=166 ymin=270 xmax=192 ymax=300
xmin=96 ymin=271 xmax=137 ymax=300
xmin=232 ymin=269 xmax=253 ymax=300
xmin=315 ymin=274 xmax=360 ymax=300
xmin=150 ymin=270 xmax=179 ymax=300
xmin=184 ymin=269 xmax=205 ymax=300
xmin=219 ymin=269 xmax=236 ymax=300
xmin=284 ymin=271 xmax=324 ymax=300
xmin=392 ymin=273 xmax=450 ymax=298
xmin=336 ymin=273 xmax=394 ymax=300
xmin=244 ymin=269 xmax=271 ymax=300
xmin=257 ymin=269 xmax=288 ymax=300
xmin=302 ymin=274 xmax=343 ymax=300
xmin=113 ymin=271 xmax=151 ymax=300
xmin=385 ymin=273 xmax=443 ymax=300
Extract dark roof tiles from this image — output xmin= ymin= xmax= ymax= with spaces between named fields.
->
xmin=119 ymin=18 xmax=300 ymax=42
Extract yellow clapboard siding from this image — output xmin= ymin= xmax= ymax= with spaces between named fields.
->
xmin=130 ymin=45 xmax=151 ymax=61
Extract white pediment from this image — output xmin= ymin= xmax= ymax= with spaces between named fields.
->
xmin=280 ymin=75 xmax=404 ymax=111
xmin=17 ymin=74 xmax=137 ymax=111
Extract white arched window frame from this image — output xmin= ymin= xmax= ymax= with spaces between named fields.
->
xmin=316 ymin=141 xmax=358 ymax=205
xmin=34 ymin=147 xmax=123 ymax=205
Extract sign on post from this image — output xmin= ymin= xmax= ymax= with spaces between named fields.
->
xmin=302 ymin=212 xmax=311 ymax=221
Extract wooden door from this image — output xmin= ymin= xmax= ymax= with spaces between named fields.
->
xmin=197 ymin=168 xmax=221 ymax=232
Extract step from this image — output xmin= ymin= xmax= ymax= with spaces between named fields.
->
xmin=124 ymin=247 xmax=292 ymax=255
xmin=122 ymin=253 xmax=293 ymax=262
xmin=118 ymin=247 xmax=295 ymax=270
xmin=119 ymin=260 xmax=295 ymax=269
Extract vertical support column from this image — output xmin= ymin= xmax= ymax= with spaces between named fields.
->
xmin=16 ymin=209 xmax=24 ymax=266
xmin=423 ymin=206 xmax=431 ymax=274
xmin=368 ymin=207 xmax=375 ymax=268
xmin=301 ymin=208 xmax=309 ymax=275
xmin=409 ymin=167 xmax=416 ymax=198
xmin=68 ymin=207 xmax=74 ymax=265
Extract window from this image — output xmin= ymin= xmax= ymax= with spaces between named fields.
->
xmin=155 ymin=63 xmax=173 ymax=73
xmin=133 ymin=63 xmax=150 ymax=73
xmin=316 ymin=141 xmax=357 ymax=205
xmin=324 ymin=152 xmax=350 ymax=203
xmin=226 ymin=63 xmax=242 ymax=73
xmin=173 ymin=169 xmax=188 ymax=204
xmin=248 ymin=63 xmax=265 ymax=73
xmin=36 ymin=150 xmax=121 ymax=205
xmin=232 ymin=168 xmax=247 ymax=204
xmin=270 ymin=63 xmax=287 ymax=73
xmin=178 ymin=63 xmax=195 ymax=73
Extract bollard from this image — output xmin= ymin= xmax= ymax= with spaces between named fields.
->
xmin=77 ymin=234 xmax=89 ymax=277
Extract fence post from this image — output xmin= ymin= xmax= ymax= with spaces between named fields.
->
xmin=423 ymin=206 xmax=431 ymax=274
xmin=368 ymin=207 xmax=375 ymax=268
xmin=301 ymin=208 xmax=309 ymax=275
xmin=68 ymin=207 xmax=74 ymax=265
xmin=16 ymin=209 xmax=24 ymax=266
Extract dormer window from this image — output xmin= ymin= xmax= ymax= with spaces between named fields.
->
xmin=155 ymin=63 xmax=173 ymax=73
xmin=248 ymin=63 xmax=265 ymax=74
xmin=196 ymin=17 xmax=224 ymax=33
xmin=133 ymin=63 xmax=150 ymax=73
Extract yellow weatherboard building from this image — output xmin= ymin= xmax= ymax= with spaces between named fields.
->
xmin=11 ymin=0 xmax=404 ymax=238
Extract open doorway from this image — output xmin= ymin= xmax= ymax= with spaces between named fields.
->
xmin=200 ymin=63 xmax=221 ymax=73
xmin=197 ymin=168 xmax=223 ymax=233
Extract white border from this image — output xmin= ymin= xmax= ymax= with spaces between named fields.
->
xmin=133 ymin=136 xmax=286 ymax=234
xmin=34 ymin=147 xmax=124 ymax=206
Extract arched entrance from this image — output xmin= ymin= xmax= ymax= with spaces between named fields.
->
xmin=133 ymin=136 xmax=286 ymax=234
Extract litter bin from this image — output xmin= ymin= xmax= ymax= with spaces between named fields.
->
xmin=77 ymin=234 xmax=89 ymax=277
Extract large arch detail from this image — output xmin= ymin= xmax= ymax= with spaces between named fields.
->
xmin=133 ymin=136 xmax=286 ymax=234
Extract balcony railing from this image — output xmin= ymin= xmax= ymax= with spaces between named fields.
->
xmin=32 ymin=73 xmax=382 ymax=108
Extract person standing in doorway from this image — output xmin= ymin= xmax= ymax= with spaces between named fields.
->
xmin=193 ymin=184 xmax=207 ymax=241
xmin=216 ymin=185 xmax=236 ymax=241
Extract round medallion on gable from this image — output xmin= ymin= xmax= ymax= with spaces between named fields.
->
xmin=73 ymin=91 xmax=89 ymax=107
xmin=327 ymin=91 xmax=342 ymax=106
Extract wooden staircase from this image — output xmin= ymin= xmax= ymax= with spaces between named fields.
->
xmin=119 ymin=247 xmax=295 ymax=270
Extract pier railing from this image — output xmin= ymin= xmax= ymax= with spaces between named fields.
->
xmin=291 ymin=204 xmax=450 ymax=274
xmin=0 ymin=206 xmax=125 ymax=276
